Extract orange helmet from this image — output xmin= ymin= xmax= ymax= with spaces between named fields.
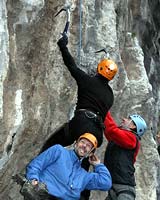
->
xmin=97 ymin=59 xmax=118 ymax=80
xmin=79 ymin=133 xmax=98 ymax=149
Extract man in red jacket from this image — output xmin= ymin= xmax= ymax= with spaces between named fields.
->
xmin=104 ymin=112 xmax=147 ymax=200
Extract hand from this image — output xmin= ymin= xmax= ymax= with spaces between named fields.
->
xmin=89 ymin=154 xmax=100 ymax=166
xmin=31 ymin=179 xmax=38 ymax=186
xmin=57 ymin=33 xmax=68 ymax=49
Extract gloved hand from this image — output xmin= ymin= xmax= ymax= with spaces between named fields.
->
xmin=57 ymin=33 xmax=68 ymax=49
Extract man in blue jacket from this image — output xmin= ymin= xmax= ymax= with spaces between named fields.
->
xmin=26 ymin=133 xmax=112 ymax=200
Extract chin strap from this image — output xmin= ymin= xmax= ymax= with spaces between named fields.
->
xmin=79 ymin=147 xmax=95 ymax=162
xmin=74 ymin=141 xmax=95 ymax=161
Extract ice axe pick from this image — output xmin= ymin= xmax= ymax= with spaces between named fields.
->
xmin=55 ymin=5 xmax=72 ymax=36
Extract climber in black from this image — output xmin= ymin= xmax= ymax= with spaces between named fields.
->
xmin=42 ymin=33 xmax=118 ymax=150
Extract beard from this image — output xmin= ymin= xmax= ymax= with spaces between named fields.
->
xmin=74 ymin=145 xmax=87 ymax=158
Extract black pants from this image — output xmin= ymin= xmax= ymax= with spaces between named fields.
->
xmin=24 ymin=194 xmax=58 ymax=200
xmin=41 ymin=111 xmax=103 ymax=152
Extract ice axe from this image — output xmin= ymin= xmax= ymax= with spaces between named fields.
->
xmin=95 ymin=48 xmax=110 ymax=58
xmin=55 ymin=5 xmax=72 ymax=36
xmin=95 ymin=48 xmax=107 ymax=54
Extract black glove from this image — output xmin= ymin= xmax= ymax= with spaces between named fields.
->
xmin=57 ymin=33 xmax=68 ymax=49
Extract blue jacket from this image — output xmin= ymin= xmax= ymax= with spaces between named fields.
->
xmin=26 ymin=145 xmax=112 ymax=200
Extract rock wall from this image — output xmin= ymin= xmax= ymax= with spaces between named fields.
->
xmin=0 ymin=0 xmax=159 ymax=199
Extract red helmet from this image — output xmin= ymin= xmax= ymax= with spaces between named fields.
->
xmin=97 ymin=59 xmax=118 ymax=80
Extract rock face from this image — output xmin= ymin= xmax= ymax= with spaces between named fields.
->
xmin=0 ymin=0 xmax=159 ymax=199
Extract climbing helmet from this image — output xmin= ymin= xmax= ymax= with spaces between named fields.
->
xmin=79 ymin=133 xmax=98 ymax=149
xmin=129 ymin=114 xmax=147 ymax=137
xmin=97 ymin=59 xmax=118 ymax=80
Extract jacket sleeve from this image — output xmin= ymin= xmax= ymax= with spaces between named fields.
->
xmin=85 ymin=164 xmax=112 ymax=191
xmin=26 ymin=145 xmax=61 ymax=181
xmin=59 ymin=47 xmax=88 ymax=82
xmin=104 ymin=112 xmax=137 ymax=149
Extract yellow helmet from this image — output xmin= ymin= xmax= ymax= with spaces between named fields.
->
xmin=79 ymin=133 xmax=98 ymax=149
xmin=97 ymin=59 xmax=118 ymax=80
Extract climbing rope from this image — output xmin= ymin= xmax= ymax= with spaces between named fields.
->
xmin=78 ymin=0 xmax=82 ymax=65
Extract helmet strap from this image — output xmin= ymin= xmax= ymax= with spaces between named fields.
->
xmin=119 ymin=119 xmax=137 ymax=131
xmin=79 ymin=147 xmax=95 ymax=161
xmin=74 ymin=141 xmax=95 ymax=160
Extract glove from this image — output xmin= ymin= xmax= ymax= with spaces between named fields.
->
xmin=57 ymin=33 xmax=68 ymax=49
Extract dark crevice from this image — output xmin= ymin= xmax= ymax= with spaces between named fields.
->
xmin=6 ymin=132 xmax=16 ymax=154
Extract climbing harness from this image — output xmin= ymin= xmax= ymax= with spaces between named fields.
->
xmin=76 ymin=109 xmax=105 ymax=130
xmin=55 ymin=4 xmax=73 ymax=36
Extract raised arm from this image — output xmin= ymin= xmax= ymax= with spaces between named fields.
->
xmin=104 ymin=112 xmax=137 ymax=149
xmin=57 ymin=34 xmax=87 ymax=81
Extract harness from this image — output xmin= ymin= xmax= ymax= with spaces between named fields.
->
xmin=75 ymin=109 xmax=105 ymax=130
xmin=63 ymin=109 xmax=105 ymax=144
xmin=112 ymin=187 xmax=136 ymax=198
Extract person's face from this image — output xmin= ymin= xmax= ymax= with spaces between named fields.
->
xmin=157 ymin=136 xmax=160 ymax=144
xmin=75 ymin=138 xmax=93 ymax=158
xmin=120 ymin=117 xmax=136 ymax=130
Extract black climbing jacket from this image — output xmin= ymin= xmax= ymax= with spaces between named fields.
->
xmin=59 ymin=46 xmax=114 ymax=121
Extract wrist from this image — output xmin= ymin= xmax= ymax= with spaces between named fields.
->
xmin=94 ymin=161 xmax=100 ymax=166
xmin=92 ymin=161 xmax=100 ymax=166
xmin=31 ymin=179 xmax=38 ymax=185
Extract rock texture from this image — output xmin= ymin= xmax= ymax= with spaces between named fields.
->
xmin=0 ymin=0 xmax=160 ymax=199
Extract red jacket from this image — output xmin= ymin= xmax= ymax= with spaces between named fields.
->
xmin=104 ymin=112 xmax=140 ymax=163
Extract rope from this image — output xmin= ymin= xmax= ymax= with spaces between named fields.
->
xmin=78 ymin=0 xmax=82 ymax=65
